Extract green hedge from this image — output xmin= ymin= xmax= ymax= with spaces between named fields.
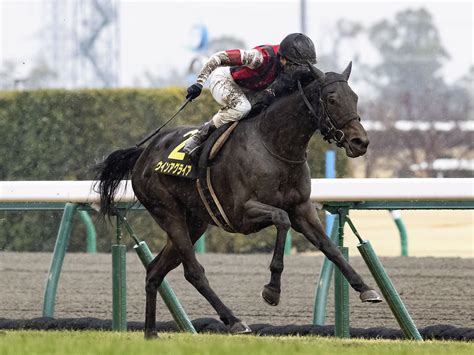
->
xmin=0 ymin=88 xmax=348 ymax=253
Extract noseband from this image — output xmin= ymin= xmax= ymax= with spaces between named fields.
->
xmin=297 ymin=80 xmax=360 ymax=147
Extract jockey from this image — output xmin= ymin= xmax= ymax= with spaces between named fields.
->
xmin=182 ymin=33 xmax=318 ymax=154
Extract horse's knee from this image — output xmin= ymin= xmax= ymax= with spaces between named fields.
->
xmin=272 ymin=210 xmax=291 ymax=231
xmin=319 ymin=238 xmax=341 ymax=260
xmin=184 ymin=268 xmax=205 ymax=286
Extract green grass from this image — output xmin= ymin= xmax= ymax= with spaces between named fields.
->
xmin=0 ymin=331 xmax=472 ymax=355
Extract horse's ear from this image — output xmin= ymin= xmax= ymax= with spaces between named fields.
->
xmin=308 ymin=64 xmax=326 ymax=82
xmin=342 ymin=61 xmax=352 ymax=80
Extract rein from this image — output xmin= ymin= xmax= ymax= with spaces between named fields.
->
xmin=297 ymin=80 xmax=360 ymax=147
xmin=258 ymin=110 xmax=307 ymax=164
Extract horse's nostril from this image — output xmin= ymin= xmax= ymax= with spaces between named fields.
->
xmin=351 ymin=137 xmax=369 ymax=149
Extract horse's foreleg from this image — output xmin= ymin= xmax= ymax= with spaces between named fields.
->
xmin=291 ymin=201 xmax=381 ymax=302
xmin=144 ymin=241 xmax=182 ymax=339
xmin=242 ymin=200 xmax=291 ymax=306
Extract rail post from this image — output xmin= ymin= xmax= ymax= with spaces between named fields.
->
xmin=344 ymin=217 xmax=422 ymax=340
xmin=389 ymin=210 xmax=408 ymax=256
xmin=334 ymin=208 xmax=350 ymax=338
xmin=78 ymin=210 xmax=97 ymax=253
xmin=43 ymin=203 xmax=78 ymax=317
xmin=284 ymin=230 xmax=292 ymax=255
xmin=111 ymin=215 xmax=127 ymax=331
xmin=195 ymin=233 xmax=206 ymax=254
xmin=313 ymin=215 xmax=339 ymax=325
xmin=357 ymin=239 xmax=422 ymax=340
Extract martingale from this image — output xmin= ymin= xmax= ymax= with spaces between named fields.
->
xmin=154 ymin=129 xmax=199 ymax=179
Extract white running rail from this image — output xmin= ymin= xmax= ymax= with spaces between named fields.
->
xmin=0 ymin=178 xmax=473 ymax=203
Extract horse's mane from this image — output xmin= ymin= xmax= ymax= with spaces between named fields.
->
xmin=247 ymin=71 xmax=321 ymax=120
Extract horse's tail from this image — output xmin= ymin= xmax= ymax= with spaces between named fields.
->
xmin=94 ymin=146 xmax=144 ymax=217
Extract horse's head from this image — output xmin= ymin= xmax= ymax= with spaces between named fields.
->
xmin=309 ymin=62 xmax=369 ymax=158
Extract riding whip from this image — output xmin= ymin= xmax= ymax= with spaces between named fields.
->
xmin=136 ymin=97 xmax=192 ymax=147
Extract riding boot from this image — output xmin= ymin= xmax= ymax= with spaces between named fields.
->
xmin=183 ymin=121 xmax=216 ymax=155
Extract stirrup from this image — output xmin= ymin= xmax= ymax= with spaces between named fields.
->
xmin=183 ymin=136 xmax=202 ymax=155
xmin=183 ymin=121 xmax=215 ymax=155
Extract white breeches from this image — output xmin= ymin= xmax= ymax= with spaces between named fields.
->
xmin=208 ymin=67 xmax=251 ymax=128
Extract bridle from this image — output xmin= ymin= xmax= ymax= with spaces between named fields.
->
xmin=297 ymin=79 xmax=360 ymax=147
xmin=259 ymin=76 xmax=362 ymax=165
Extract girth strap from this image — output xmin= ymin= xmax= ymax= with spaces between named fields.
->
xmin=196 ymin=122 xmax=237 ymax=233
xmin=197 ymin=169 xmax=235 ymax=232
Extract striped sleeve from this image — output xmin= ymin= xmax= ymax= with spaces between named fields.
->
xmin=195 ymin=51 xmax=231 ymax=86
xmin=240 ymin=49 xmax=264 ymax=69
xmin=195 ymin=48 xmax=264 ymax=85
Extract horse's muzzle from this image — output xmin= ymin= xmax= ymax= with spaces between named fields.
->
xmin=351 ymin=137 xmax=369 ymax=151
xmin=344 ymin=136 xmax=369 ymax=157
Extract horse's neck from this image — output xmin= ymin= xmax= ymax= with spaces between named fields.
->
xmin=258 ymin=84 xmax=319 ymax=162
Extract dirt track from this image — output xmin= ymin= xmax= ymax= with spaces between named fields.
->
xmin=1 ymin=252 xmax=472 ymax=329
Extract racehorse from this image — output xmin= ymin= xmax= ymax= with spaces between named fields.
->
xmin=96 ymin=62 xmax=381 ymax=339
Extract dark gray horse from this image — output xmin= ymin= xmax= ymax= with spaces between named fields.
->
xmin=96 ymin=62 xmax=381 ymax=339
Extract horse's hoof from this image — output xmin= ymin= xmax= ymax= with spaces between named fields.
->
xmin=360 ymin=289 xmax=382 ymax=303
xmin=144 ymin=331 xmax=159 ymax=340
xmin=230 ymin=321 xmax=252 ymax=334
xmin=261 ymin=284 xmax=280 ymax=306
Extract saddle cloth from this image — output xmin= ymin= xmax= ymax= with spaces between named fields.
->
xmin=153 ymin=122 xmax=238 ymax=180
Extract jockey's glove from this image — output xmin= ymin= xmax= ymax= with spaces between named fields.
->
xmin=186 ymin=83 xmax=203 ymax=101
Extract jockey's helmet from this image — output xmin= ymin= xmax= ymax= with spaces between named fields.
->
xmin=279 ymin=33 xmax=317 ymax=65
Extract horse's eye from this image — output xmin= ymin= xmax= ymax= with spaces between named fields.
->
xmin=328 ymin=97 xmax=336 ymax=105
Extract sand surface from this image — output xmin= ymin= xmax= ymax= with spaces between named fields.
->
xmin=1 ymin=252 xmax=472 ymax=329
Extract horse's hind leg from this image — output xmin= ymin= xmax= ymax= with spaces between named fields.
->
xmin=242 ymin=200 xmax=291 ymax=306
xmin=177 ymin=227 xmax=251 ymax=333
xmin=291 ymin=201 xmax=381 ymax=303
xmin=149 ymin=204 xmax=250 ymax=334
xmin=143 ymin=214 xmax=207 ymax=339
xmin=144 ymin=241 xmax=182 ymax=339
